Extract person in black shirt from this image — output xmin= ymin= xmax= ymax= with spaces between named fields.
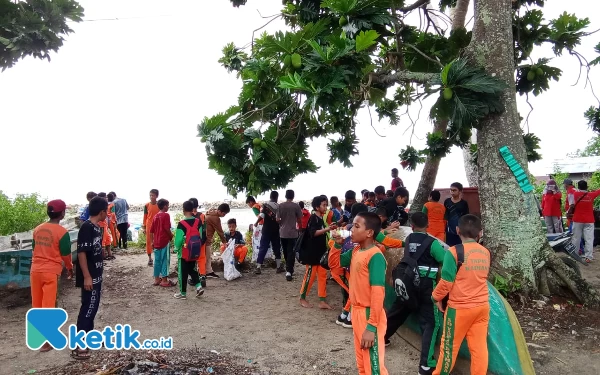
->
xmin=379 ymin=187 xmax=409 ymax=226
xmin=299 ymin=195 xmax=337 ymax=309
xmin=254 ymin=191 xmax=282 ymax=274
xmin=73 ymin=196 xmax=107 ymax=360
xmin=444 ymin=182 xmax=470 ymax=246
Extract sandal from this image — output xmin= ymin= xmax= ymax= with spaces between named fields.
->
xmin=70 ymin=348 xmax=90 ymax=360
xmin=152 ymin=281 xmax=161 ymax=286
xmin=104 ymin=255 xmax=116 ymax=260
xmin=40 ymin=343 xmax=53 ymax=352
xmin=160 ymin=280 xmax=177 ymax=287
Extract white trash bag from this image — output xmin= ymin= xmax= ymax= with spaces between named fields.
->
xmin=223 ymin=239 xmax=241 ymax=281
xmin=251 ymin=224 xmax=273 ymax=263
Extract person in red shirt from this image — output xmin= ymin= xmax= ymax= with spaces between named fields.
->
xmin=298 ymin=201 xmax=310 ymax=230
xmin=391 ymin=168 xmax=404 ymax=190
xmin=563 ymin=179 xmax=575 ymax=228
xmin=569 ymin=180 xmax=600 ymax=262
xmin=149 ymin=199 xmax=175 ymax=286
xmin=541 ymin=180 xmax=563 ymax=234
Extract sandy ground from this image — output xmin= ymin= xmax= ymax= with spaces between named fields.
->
xmin=1 ymin=249 xmax=600 ymax=375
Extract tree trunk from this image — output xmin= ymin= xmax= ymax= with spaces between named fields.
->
xmin=410 ymin=0 xmax=470 ymax=212
xmin=470 ymin=0 xmax=598 ymax=305
xmin=410 ymin=120 xmax=448 ymax=213
xmin=451 ymin=0 xmax=470 ymax=30
xmin=463 ymin=136 xmax=479 ymax=187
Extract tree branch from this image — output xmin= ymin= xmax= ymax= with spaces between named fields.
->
xmin=370 ymin=71 xmax=438 ymax=87
xmin=400 ymin=0 xmax=430 ymax=13
xmin=404 ymin=43 xmax=444 ymax=68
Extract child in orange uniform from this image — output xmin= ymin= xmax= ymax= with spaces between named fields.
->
xmin=423 ymin=190 xmax=446 ymax=242
xmin=299 ymin=196 xmax=337 ymax=309
xmin=97 ymin=193 xmax=115 ymax=260
xmin=31 ymin=200 xmax=74 ymax=328
xmin=188 ymin=198 xmax=207 ymax=287
xmin=106 ymin=193 xmax=120 ymax=248
xmin=220 ymin=218 xmax=248 ymax=270
xmin=142 ymin=189 xmax=160 ymax=266
xmin=246 ymin=196 xmax=263 ymax=225
xmin=432 ymin=214 xmax=490 ymax=375
xmin=333 ymin=211 xmax=389 ymax=375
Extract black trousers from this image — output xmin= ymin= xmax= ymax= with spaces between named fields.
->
xmin=179 ymin=259 xmax=199 ymax=294
xmin=76 ymin=283 xmax=102 ymax=333
xmin=445 ymin=231 xmax=462 ymax=247
xmin=281 ymin=237 xmax=297 ymax=274
xmin=257 ymin=230 xmax=282 ymax=264
xmin=117 ymin=223 xmax=128 ymax=248
xmin=384 ymin=277 xmax=439 ymax=368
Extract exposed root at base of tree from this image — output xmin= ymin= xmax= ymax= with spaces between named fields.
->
xmin=535 ymin=252 xmax=599 ymax=308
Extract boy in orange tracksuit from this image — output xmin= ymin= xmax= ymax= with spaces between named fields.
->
xmin=422 ymin=190 xmax=446 ymax=242
xmin=432 ymin=214 xmax=490 ymax=375
xmin=107 ymin=193 xmax=120 ymax=248
xmin=299 ymin=196 xmax=336 ymax=309
xmin=31 ymin=201 xmax=73 ymax=307
xmin=333 ymin=211 xmax=389 ymax=375
xmin=97 ymin=193 xmax=115 ymax=260
xmin=220 ymin=218 xmax=249 ymax=269
xmin=142 ymin=189 xmax=160 ymax=266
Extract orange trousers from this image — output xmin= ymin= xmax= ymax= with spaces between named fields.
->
xmin=434 ymin=304 xmax=490 ymax=375
xmin=109 ymin=221 xmax=119 ymax=247
xmin=331 ymin=268 xmax=352 ymax=312
xmin=428 ymin=230 xmax=446 ymax=243
xmin=352 ymin=305 xmax=388 ymax=375
xmin=196 ymin=243 xmax=207 ymax=275
xmin=30 ymin=272 xmax=59 ymax=308
xmin=145 ymin=224 xmax=153 ymax=255
xmin=220 ymin=243 xmax=248 ymax=263
xmin=299 ymin=265 xmax=327 ymax=300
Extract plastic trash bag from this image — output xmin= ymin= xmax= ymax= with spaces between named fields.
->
xmin=251 ymin=224 xmax=273 ymax=263
xmin=223 ymin=240 xmax=241 ymax=281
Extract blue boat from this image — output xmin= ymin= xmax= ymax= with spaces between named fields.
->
xmin=0 ymin=230 xmax=79 ymax=290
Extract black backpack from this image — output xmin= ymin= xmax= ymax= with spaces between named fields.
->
xmin=392 ymin=234 xmax=435 ymax=307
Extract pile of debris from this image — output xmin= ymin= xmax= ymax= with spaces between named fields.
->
xmin=44 ymin=348 xmax=267 ymax=375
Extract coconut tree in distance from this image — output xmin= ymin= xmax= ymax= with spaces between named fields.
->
xmin=201 ymin=0 xmax=600 ymax=305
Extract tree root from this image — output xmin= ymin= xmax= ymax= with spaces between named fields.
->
xmin=537 ymin=252 xmax=600 ymax=307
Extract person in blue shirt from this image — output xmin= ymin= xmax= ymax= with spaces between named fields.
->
xmin=79 ymin=191 xmax=97 ymax=222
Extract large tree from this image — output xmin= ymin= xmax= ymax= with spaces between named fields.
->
xmin=201 ymin=0 xmax=600 ymax=304
xmin=0 ymin=0 xmax=84 ymax=71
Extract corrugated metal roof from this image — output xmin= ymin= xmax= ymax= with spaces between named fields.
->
xmin=549 ymin=156 xmax=600 ymax=174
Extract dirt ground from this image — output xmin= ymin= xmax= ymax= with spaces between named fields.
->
xmin=1 ymin=248 xmax=599 ymax=375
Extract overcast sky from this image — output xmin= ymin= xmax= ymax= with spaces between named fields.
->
xmin=0 ymin=0 xmax=598 ymax=204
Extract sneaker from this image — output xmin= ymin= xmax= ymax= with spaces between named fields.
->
xmin=384 ymin=338 xmax=391 ymax=347
xmin=276 ymin=265 xmax=285 ymax=274
xmin=335 ymin=316 xmax=346 ymax=326
xmin=173 ymin=293 xmax=186 ymax=300
xmin=200 ymin=277 xmax=207 ymax=288
xmin=196 ymin=286 xmax=205 ymax=298
xmin=206 ymin=272 xmax=220 ymax=279
xmin=285 ymin=272 xmax=293 ymax=281
xmin=254 ymin=267 xmax=262 ymax=275
xmin=148 ymin=259 xmax=153 ymax=266
xmin=341 ymin=319 xmax=352 ymax=329
xmin=418 ymin=366 xmax=433 ymax=375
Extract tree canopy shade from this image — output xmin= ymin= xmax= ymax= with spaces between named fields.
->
xmin=200 ymin=0 xmax=599 ymax=198
xmin=0 ymin=0 xmax=84 ymax=71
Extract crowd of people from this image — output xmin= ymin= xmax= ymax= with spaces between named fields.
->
xmin=541 ymin=178 xmax=599 ymax=262
xmin=29 ymin=169 xmax=494 ymax=375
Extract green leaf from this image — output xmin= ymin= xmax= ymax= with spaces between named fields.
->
xmin=355 ymin=30 xmax=379 ymax=52
xmin=440 ymin=60 xmax=453 ymax=86
xmin=279 ymin=73 xmax=314 ymax=93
